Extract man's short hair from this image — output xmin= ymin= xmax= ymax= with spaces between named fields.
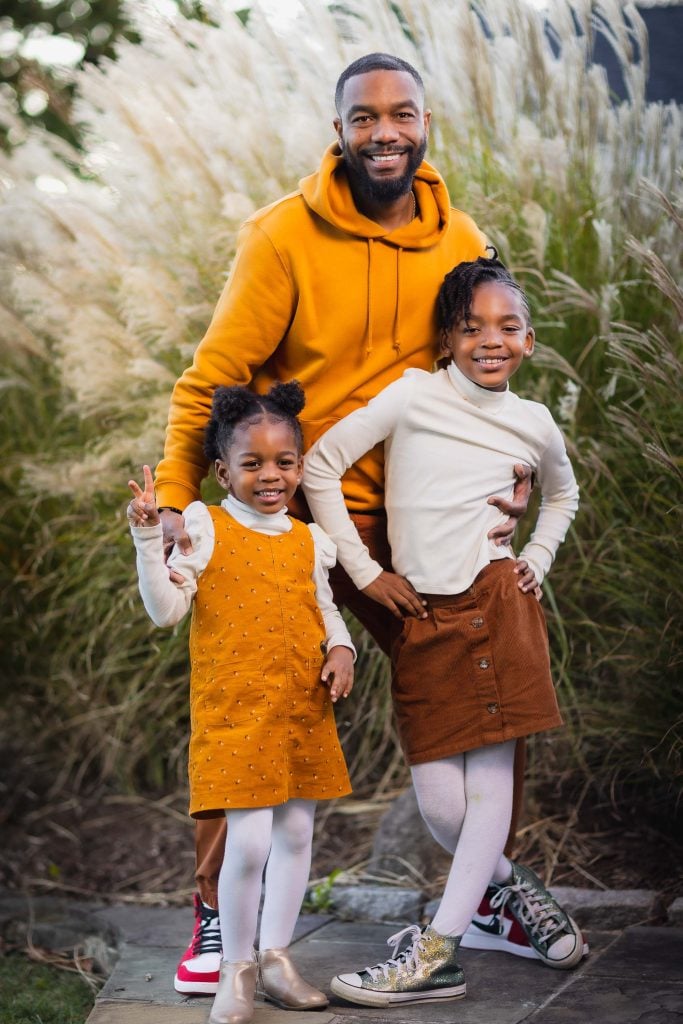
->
xmin=334 ymin=52 xmax=424 ymax=114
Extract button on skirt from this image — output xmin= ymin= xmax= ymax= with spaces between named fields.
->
xmin=391 ymin=559 xmax=563 ymax=765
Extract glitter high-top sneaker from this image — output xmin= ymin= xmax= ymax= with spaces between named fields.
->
xmin=330 ymin=924 xmax=466 ymax=1007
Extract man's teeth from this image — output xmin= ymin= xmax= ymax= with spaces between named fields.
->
xmin=371 ymin=153 xmax=402 ymax=162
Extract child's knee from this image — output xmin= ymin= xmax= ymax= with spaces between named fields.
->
xmin=277 ymin=816 xmax=314 ymax=855
xmin=227 ymin=832 xmax=272 ymax=877
xmin=421 ymin=806 xmax=461 ymax=853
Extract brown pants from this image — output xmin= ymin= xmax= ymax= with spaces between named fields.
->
xmin=195 ymin=510 xmax=525 ymax=907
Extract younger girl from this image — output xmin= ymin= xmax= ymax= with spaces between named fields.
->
xmin=304 ymin=254 xmax=583 ymax=1007
xmin=127 ymin=381 xmax=354 ymax=1024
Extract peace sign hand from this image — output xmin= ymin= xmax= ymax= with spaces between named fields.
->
xmin=127 ymin=465 xmax=160 ymax=528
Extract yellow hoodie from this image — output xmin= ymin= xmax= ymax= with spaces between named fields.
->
xmin=155 ymin=143 xmax=486 ymax=512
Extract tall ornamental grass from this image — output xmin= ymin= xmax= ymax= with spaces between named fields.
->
xmin=1 ymin=1 xmax=680 ymax=822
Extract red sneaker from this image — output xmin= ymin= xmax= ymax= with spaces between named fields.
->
xmin=461 ymin=884 xmax=589 ymax=964
xmin=174 ymin=893 xmax=222 ymax=994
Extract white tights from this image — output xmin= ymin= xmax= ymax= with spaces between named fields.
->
xmin=217 ymin=799 xmax=316 ymax=962
xmin=411 ymin=740 xmax=516 ymax=937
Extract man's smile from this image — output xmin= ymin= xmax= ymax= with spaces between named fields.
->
xmin=365 ymin=148 xmax=408 ymax=166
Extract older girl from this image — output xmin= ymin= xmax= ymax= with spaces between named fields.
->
xmin=304 ymin=254 xmax=585 ymax=1007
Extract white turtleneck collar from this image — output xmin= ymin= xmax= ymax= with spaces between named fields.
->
xmin=445 ymin=359 xmax=510 ymax=410
xmin=220 ymin=492 xmax=292 ymax=535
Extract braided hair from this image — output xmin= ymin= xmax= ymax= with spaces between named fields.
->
xmin=204 ymin=381 xmax=305 ymax=463
xmin=437 ymin=248 xmax=531 ymax=337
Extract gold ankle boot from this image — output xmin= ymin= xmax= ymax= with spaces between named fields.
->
xmin=209 ymin=958 xmax=258 ymax=1024
xmin=258 ymin=947 xmax=329 ymax=1009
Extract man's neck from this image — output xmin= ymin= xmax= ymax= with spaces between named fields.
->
xmin=351 ymin=185 xmax=416 ymax=231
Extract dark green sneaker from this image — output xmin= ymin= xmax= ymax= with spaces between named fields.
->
xmin=330 ymin=924 xmax=466 ymax=1007
xmin=490 ymin=863 xmax=585 ymax=969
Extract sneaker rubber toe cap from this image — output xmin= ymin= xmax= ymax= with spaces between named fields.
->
xmin=544 ymin=917 xmax=585 ymax=969
xmin=335 ymin=972 xmax=363 ymax=988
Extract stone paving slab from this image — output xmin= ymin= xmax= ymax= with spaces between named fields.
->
xmin=91 ymin=905 xmax=331 ymax=950
xmin=91 ymin=905 xmax=190 ymax=948
xmin=96 ymin=910 xmax=333 ymax=1005
xmin=81 ymin=912 xmax=683 ymax=1024
xmin=87 ymin=1005 xmax=208 ymax=1024
xmin=88 ymin=1003 xmax=336 ymax=1024
xmin=2 ymin=892 xmax=681 ymax=1024
xmin=582 ymin=925 xmax=683 ymax=982
xmin=295 ymin=923 xmax=618 ymax=1024
xmin=524 ymin=979 xmax=683 ymax=1024
xmin=90 ymin=919 xmax=629 ymax=1024
xmin=98 ymin=945 xmax=196 ymax=1004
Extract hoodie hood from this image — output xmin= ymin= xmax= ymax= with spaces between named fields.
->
xmin=299 ymin=142 xmax=451 ymax=248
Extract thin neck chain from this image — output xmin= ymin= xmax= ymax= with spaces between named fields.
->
xmin=409 ymin=189 xmax=416 ymax=220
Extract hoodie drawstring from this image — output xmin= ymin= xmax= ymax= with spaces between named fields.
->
xmin=393 ymin=247 xmax=403 ymax=356
xmin=364 ymin=239 xmax=404 ymax=360
xmin=365 ymin=238 xmax=374 ymax=357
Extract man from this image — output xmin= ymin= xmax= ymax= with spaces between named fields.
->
xmin=155 ymin=53 xmax=550 ymax=998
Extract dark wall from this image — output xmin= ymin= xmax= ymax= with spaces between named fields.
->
xmin=593 ymin=5 xmax=683 ymax=103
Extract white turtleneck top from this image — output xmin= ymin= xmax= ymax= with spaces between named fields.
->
xmin=303 ymin=362 xmax=579 ymax=595
xmin=130 ymin=493 xmax=355 ymax=656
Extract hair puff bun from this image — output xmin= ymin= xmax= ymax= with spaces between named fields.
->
xmin=268 ymin=380 xmax=306 ymax=416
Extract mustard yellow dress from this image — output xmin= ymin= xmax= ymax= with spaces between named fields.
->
xmin=188 ymin=507 xmax=351 ymax=817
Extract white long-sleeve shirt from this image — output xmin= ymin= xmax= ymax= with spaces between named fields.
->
xmin=303 ymin=362 xmax=579 ymax=594
xmin=130 ymin=494 xmax=355 ymax=656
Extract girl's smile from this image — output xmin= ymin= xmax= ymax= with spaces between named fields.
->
xmin=215 ymin=418 xmax=303 ymax=514
xmin=441 ymin=281 xmax=535 ymax=392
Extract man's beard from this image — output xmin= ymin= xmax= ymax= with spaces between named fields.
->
xmin=342 ymin=137 xmax=428 ymax=203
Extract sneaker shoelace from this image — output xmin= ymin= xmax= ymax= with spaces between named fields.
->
xmin=192 ymin=901 xmax=222 ymax=956
xmin=490 ymin=882 xmax=565 ymax=944
xmin=363 ymin=924 xmax=425 ymax=982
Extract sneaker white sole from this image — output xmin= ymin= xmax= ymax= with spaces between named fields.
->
xmin=174 ymin=977 xmax=219 ymax=995
xmin=461 ymin=928 xmax=589 ymax=964
xmin=330 ymin=976 xmax=466 ymax=1007
xmin=460 ymin=931 xmax=541 ymax=959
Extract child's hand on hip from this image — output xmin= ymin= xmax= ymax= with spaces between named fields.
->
xmin=321 ymin=645 xmax=354 ymax=702
xmin=514 ymin=559 xmax=542 ymax=600
xmin=362 ymin=570 xmax=428 ymax=619
xmin=127 ymin=465 xmax=160 ymax=528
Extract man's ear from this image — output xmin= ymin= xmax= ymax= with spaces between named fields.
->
xmin=215 ymin=458 xmax=230 ymax=491
xmin=423 ymin=108 xmax=432 ymax=138
xmin=333 ymin=117 xmax=343 ymax=147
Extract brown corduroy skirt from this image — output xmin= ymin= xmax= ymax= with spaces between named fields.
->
xmin=391 ymin=558 xmax=563 ymax=766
